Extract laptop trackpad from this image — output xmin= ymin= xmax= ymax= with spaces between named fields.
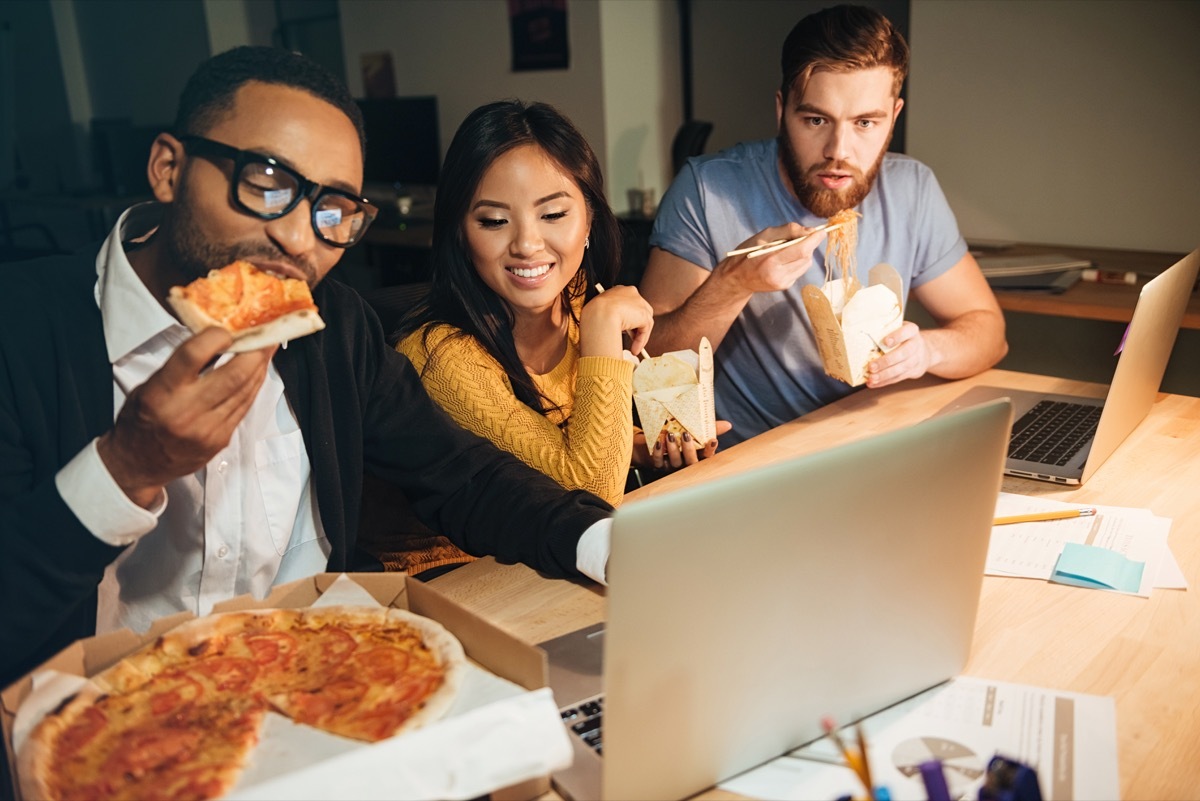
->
xmin=539 ymin=623 xmax=606 ymax=706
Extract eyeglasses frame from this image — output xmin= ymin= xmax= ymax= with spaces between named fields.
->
xmin=178 ymin=134 xmax=378 ymax=248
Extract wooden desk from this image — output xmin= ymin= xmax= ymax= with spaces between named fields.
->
xmin=430 ymin=368 xmax=1200 ymax=800
xmin=978 ymin=242 xmax=1200 ymax=329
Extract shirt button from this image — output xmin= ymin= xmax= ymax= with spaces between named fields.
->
xmin=217 ymin=460 xmax=229 ymax=474
xmin=217 ymin=545 xmax=229 ymax=558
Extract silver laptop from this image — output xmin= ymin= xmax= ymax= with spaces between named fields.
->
xmin=939 ymin=248 xmax=1198 ymax=485
xmin=543 ymin=399 xmax=1013 ymax=801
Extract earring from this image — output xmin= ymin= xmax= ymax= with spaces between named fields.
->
xmin=584 ymin=236 xmax=590 ymax=250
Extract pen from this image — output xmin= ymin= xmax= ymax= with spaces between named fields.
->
xmin=993 ymin=507 xmax=1096 ymax=526
xmin=918 ymin=760 xmax=951 ymax=801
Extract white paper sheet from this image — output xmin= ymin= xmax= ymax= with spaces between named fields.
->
xmin=986 ymin=493 xmax=1180 ymax=596
xmin=719 ymin=677 xmax=1118 ymax=801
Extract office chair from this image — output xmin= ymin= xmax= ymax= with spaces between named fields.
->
xmin=671 ymin=120 xmax=714 ymax=174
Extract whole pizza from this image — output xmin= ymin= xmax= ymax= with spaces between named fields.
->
xmin=18 ymin=606 xmax=466 ymax=801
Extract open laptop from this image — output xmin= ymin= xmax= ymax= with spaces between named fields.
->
xmin=542 ymin=399 xmax=1012 ymax=801
xmin=939 ymin=248 xmax=1198 ymax=485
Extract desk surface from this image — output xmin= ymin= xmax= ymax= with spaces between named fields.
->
xmin=430 ymin=368 xmax=1200 ymax=800
xmin=980 ymin=242 xmax=1200 ymax=329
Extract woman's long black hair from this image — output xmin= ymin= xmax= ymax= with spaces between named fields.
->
xmin=396 ymin=99 xmax=620 ymax=416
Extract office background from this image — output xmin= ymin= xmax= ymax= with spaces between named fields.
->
xmin=2 ymin=0 xmax=1197 ymax=392
xmin=3 ymin=0 xmax=1197 ymax=252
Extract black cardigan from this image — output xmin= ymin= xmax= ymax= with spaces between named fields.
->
xmin=0 ymin=247 xmax=612 ymax=688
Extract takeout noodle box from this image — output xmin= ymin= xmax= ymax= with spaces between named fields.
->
xmin=800 ymin=263 xmax=904 ymax=387
xmin=633 ymin=337 xmax=718 ymax=444
xmin=2 ymin=573 xmax=561 ymax=801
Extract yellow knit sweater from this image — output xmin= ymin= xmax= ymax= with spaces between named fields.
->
xmin=397 ymin=313 xmax=634 ymax=507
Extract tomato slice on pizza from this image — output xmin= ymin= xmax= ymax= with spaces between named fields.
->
xmin=167 ymin=260 xmax=325 ymax=352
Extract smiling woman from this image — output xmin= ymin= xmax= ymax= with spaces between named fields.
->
xmin=360 ymin=100 xmax=657 ymax=575
xmin=395 ymin=100 xmax=656 ymax=495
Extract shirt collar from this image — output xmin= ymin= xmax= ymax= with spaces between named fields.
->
xmin=98 ymin=202 xmax=191 ymax=363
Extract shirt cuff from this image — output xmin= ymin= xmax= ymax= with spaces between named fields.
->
xmin=575 ymin=518 xmax=612 ymax=586
xmin=55 ymin=439 xmax=165 ymax=546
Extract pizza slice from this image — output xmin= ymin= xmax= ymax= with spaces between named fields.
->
xmin=167 ymin=260 xmax=325 ymax=352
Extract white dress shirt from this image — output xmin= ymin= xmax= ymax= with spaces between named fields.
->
xmin=55 ymin=205 xmax=329 ymax=634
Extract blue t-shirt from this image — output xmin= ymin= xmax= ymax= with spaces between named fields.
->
xmin=649 ymin=138 xmax=967 ymax=446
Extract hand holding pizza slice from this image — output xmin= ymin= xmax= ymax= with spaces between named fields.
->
xmin=167 ymin=260 xmax=326 ymax=352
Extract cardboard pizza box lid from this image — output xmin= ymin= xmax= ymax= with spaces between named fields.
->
xmin=801 ymin=263 xmax=904 ymax=387
xmin=1 ymin=573 xmax=556 ymax=801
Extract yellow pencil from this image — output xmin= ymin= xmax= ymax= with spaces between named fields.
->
xmin=822 ymin=716 xmax=872 ymax=798
xmin=855 ymin=723 xmax=875 ymax=800
xmin=992 ymin=507 xmax=1097 ymax=526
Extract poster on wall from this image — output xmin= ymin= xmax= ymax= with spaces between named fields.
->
xmin=508 ymin=0 xmax=569 ymax=71
xmin=360 ymin=52 xmax=396 ymax=98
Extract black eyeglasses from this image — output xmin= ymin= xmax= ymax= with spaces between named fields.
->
xmin=179 ymin=135 xmax=378 ymax=247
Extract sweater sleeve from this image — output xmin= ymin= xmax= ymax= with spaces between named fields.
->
xmin=398 ymin=325 xmax=634 ymax=506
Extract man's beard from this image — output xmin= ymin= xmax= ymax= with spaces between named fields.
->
xmin=778 ymin=129 xmax=890 ymax=218
xmin=159 ymin=177 xmax=319 ymax=286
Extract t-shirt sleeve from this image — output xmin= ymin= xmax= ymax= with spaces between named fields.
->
xmin=909 ymin=167 xmax=969 ymax=288
xmin=648 ymin=162 xmax=721 ymax=271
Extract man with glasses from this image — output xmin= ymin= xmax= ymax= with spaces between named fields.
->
xmin=0 ymin=46 xmax=614 ymax=694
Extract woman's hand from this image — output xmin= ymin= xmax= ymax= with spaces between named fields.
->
xmin=632 ymin=420 xmax=734 ymax=473
xmin=580 ymin=285 xmax=654 ymax=359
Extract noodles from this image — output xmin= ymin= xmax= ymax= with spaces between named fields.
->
xmin=823 ymin=208 xmax=862 ymax=295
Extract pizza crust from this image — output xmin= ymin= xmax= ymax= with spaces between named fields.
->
xmin=167 ymin=261 xmax=326 ymax=352
xmin=18 ymin=683 xmax=105 ymax=801
xmin=172 ymin=301 xmax=326 ymax=353
xmin=17 ymin=605 xmax=468 ymax=801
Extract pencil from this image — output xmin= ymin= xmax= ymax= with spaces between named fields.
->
xmin=855 ymin=723 xmax=875 ymax=799
xmin=992 ymin=507 xmax=1097 ymax=526
xmin=821 ymin=716 xmax=872 ymax=799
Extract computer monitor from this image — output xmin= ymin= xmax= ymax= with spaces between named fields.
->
xmin=355 ymin=96 xmax=441 ymax=190
xmin=91 ymin=118 xmax=162 ymax=197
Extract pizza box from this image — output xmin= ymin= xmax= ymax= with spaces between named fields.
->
xmin=1 ymin=572 xmax=566 ymax=801
xmin=800 ymin=262 xmax=904 ymax=387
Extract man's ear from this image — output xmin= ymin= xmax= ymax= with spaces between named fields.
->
xmin=146 ymin=133 xmax=185 ymax=203
xmin=775 ymin=89 xmax=784 ymax=131
xmin=893 ymin=96 xmax=905 ymax=120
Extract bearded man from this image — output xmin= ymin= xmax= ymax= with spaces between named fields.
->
xmin=640 ymin=4 xmax=1007 ymax=446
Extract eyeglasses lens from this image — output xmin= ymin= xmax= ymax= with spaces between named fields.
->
xmin=238 ymin=162 xmax=298 ymax=215
xmin=236 ymin=162 xmax=366 ymax=246
xmin=314 ymin=194 xmax=367 ymax=245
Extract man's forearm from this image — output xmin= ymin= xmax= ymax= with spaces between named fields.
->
xmin=923 ymin=309 xmax=1008 ymax=379
xmin=646 ymin=269 xmax=754 ymax=354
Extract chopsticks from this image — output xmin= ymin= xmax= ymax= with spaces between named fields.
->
xmin=594 ymin=284 xmax=649 ymax=360
xmin=725 ymin=221 xmax=847 ymax=260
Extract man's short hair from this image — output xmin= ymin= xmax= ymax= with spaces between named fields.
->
xmin=780 ymin=5 xmax=909 ymax=103
xmin=173 ymin=46 xmax=366 ymax=159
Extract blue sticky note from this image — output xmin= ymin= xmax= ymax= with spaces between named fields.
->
xmin=1050 ymin=542 xmax=1144 ymax=593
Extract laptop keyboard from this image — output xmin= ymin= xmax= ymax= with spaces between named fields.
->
xmin=561 ymin=695 xmax=605 ymax=755
xmin=1008 ymin=400 xmax=1103 ymax=466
